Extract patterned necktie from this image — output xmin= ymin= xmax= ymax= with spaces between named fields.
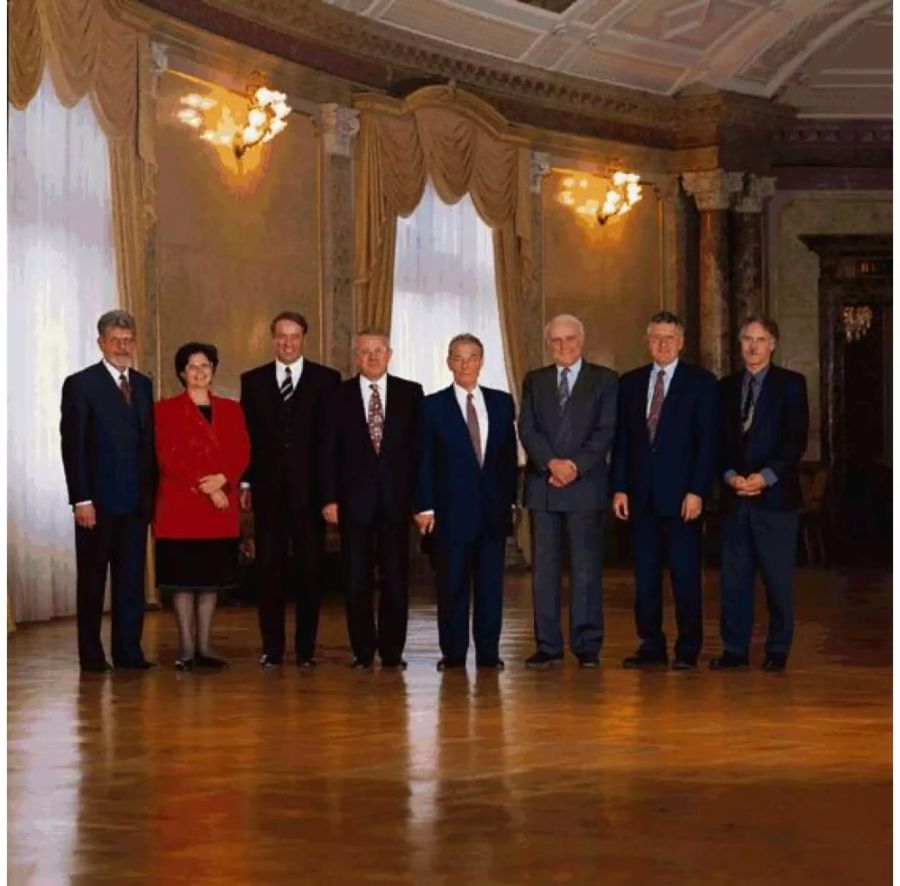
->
xmin=742 ymin=377 xmax=756 ymax=433
xmin=466 ymin=393 xmax=483 ymax=466
xmin=118 ymin=372 xmax=132 ymax=406
xmin=558 ymin=367 xmax=570 ymax=413
xmin=368 ymin=383 xmax=384 ymax=453
xmin=280 ymin=366 xmax=293 ymax=402
xmin=646 ymin=369 xmax=665 ymax=442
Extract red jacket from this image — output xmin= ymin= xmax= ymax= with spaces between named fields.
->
xmin=153 ymin=392 xmax=250 ymax=540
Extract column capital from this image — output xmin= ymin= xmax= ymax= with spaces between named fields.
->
xmin=529 ymin=151 xmax=551 ymax=194
xmin=681 ymin=170 xmax=744 ymax=211
xmin=320 ymin=104 xmax=360 ymax=157
xmin=734 ymin=175 xmax=777 ymax=213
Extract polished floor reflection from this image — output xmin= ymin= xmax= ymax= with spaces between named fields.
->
xmin=8 ymin=568 xmax=892 ymax=884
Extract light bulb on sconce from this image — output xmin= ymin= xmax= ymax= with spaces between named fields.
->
xmin=556 ymin=169 xmax=643 ymax=227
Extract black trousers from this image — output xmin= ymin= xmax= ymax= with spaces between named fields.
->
xmin=255 ymin=509 xmax=324 ymax=661
xmin=340 ymin=519 xmax=410 ymax=664
xmin=631 ymin=512 xmax=703 ymax=662
xmin=74 ymin=510 xmax=148 ymax=668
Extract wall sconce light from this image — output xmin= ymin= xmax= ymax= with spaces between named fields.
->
xmin=176 ymin=72 xmax=292 ymax=166
xmin=557 ymin=170 xmax=643 ymax=226
xmin=842 ymin=305 xmax=873 ymax=342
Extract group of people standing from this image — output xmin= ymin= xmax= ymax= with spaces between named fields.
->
xmin=60 ymin=305 xmax=807 ymax=676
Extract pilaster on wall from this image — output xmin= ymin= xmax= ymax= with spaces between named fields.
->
xmin=319 ymin=103 xmax=359 ymax=377
xmin=528 ymin=151 xmax=551 ymax=373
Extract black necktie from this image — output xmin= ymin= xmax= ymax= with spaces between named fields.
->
xmin=280 ymin=366 xmax=293 ymax=401
xmin=118 ymin=372 xmax=132 ymax=406
xmin=742 ymin=378 xmax=756 ymax=433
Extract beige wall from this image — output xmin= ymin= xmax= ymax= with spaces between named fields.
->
xmin=155 ymin=72 xmax=323 ymax=400
xmin=541 ymin=171 xmax=662 ymax=374
xmin=767 ymin=191 xmax=892 ymax=460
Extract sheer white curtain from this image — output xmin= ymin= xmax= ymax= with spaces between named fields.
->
xmin=390 ymin=181 xmax=509 ymax=394
xmin=8 ymin=71 xmax=117 ymax=622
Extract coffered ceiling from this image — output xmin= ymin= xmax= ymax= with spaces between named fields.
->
xmin=322 ymin=0 xmax=892 ymax=117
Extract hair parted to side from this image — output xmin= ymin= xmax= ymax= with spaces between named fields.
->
xmin=174 ymin=342 xmax=219 ymax=387
xmin=544 ymin=314 xmax=585 ymax=339
xmin=270 ymin=311 xmax=309 ymax=335
xmin=646 ymin=310 xmax=684 ymax=333
xmin=97 ymin=310 xmax=136 ymax=337
xmin=447 ymin=333 xmax=484 ymax=357
xmin=740 ymin=314 xmax=780 ymax=341
xmin=356 ymin=326 xmax=391 ymax=346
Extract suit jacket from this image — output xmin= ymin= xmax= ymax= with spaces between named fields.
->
xmin=719 ymin=364 xmax=809 ymax=512
xmin=519 ymin=362 xmax=618 ymax=512
xmin=153 ymin=392 xmax=250 ymax=539
xmin=60 ymin=362 xmax=156 ymax=519
xmin=416 ymin=386 xmax=518 ymax=545
xmin=320 ymin=374 xmax=424 ymax=525
xmin=240 ymin=359 xmax=341 ymax=520
xmin=611 ymin=361 xmax=718 ymax=518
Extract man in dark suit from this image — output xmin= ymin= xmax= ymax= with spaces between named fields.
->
xmin=239 ymin=311 xmax=341 ymax=668
xmin=60 ymin=310 xmax=156 ymax=672
xmin=519 ymin=314 xmax=617 ymax=669
xmin=320 ymin=328 xmax=423 ymax=670
xmin=611 ymin=311 xmax=718 ymax=670
xmin=712 ymin=315 xmax=809 ymax=672
xmin=415 ymin=334 xmax=518 ymax=671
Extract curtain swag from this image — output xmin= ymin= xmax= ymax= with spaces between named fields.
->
xmin=352 ymin=86 xmax=533 ymax=403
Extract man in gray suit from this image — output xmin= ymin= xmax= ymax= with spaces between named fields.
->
xmin=518 ymin=314 xmax=618 ymax=668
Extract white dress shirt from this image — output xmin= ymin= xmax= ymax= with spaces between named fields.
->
xmin=276 ymin=356 xmax=304 ymax=388
xmin=360 ymin=373 xmax=387 ymax=418
xmin=645 ymin=358 xmax=678 ymax=417
xmin=453 ymin=383 xmax=489 ymax=452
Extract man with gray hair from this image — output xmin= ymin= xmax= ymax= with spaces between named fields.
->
xmin=60 ymin=310 xmax=157 ymax=672
xmin=519 ymin=314 xmax=618 ymax=668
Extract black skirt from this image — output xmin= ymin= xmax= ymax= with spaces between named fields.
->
xmin=155 ymin=538 xmax=239 ymax=592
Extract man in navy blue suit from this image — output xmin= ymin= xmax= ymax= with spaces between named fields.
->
xmin=712 ymin=315 xmax=808 ymax=672
xmin=415 ymin=334 xmax=518 ymax=671
xmin=611 ymin=311 xmax=718 ymax=670
xmin=60 ymin=310 xmax=157 ymax=672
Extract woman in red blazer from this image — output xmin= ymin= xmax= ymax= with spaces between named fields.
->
xmin=154 ymin=342 xmax=250 ymax=670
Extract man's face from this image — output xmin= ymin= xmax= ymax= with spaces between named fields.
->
xmin=740 ymin=322 xmax=776 ymax=373
xmin=97 ymin=326 xmax=136 ymax=371
xmin=546 ymin=320 xmax=584 ymax=368
xmin=272 ymin=319 xmax=305 ymax=364
xmin=645 ymin=322 xmax=684 ymax=367
xmin=355 ymin=335 xmax=392 ymax=381
xmin=447 ymin=342 xmax=484 ymax=390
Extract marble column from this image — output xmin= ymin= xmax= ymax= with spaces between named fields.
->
xmin=681 ymin=170 xmax=743 ymax=378
xmin=730 ymin=175 xmax=776 ymax=370
xmin=319 ymin=103 xmax=360 ymax=376
xmin=528 ymin=151 xmax=550 ymax=372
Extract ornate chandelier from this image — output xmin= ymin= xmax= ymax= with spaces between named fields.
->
xmin=841 ymin=305 xmax=873 ymax=343
xmin=557 ymin=171 xmax=642 ymax=226
xmin=176 ymin=73 xmax=291 ymax=163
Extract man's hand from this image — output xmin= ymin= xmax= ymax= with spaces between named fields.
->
xmin=322 ymin=503 xmax=339 ymax=525
xmin=74 ymin=503 xmax=96 ymax=529
xmin=210 ymin=489 xmax=229 ymax=510
xmin=741 ymin=473 xmax=767 ymax=496
xmin=415 ymin=513 xmax=435 ymax=535
xmin=612 ymin=492 xmax=629 ymax=521
xmin=198 ymin=473 xmax=227 ymax=495
xmin=239 ymin=489 xmax=252 ymax=512
xmin=548 ymin=458 xmax=578 ymax=487
xmin=681 ymin=493 xmax=703 ymax=521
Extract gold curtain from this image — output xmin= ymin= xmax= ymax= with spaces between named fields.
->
xmin=353 ymin=87 xmax=532 ymax=400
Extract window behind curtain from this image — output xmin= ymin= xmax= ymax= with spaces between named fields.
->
xmin=8 ymin=72 xmax=117 ymax=621
xmin=390 ymin=181 xmax=509 ymax=394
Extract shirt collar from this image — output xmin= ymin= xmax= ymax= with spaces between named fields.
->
xmin=745 ymin=363 xmax=770 ymax=384
xmin=557 ymin=358 xmax=582 ymax=376
xmin=454 ymin=382 xmax=481 ymax=400
xmin=277 ymin=356 xmax=304 ymax=374
xmin=103 ymin=359 xmax=129 ymax=380
xmin=360 ymin=373 xmax=387 ymax=389
xmin=652 ymin=358 xmax=678 ymax=378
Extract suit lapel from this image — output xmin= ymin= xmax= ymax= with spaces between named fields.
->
xmin=653 ymin=362 xmax=686 ymax=441
xmin=377 ymin=376 xmax=396 ymax=454
xmin=94 ymin=362 xmax=138 ymax=427
xmin=747 ymin=367 xmax=778 ymax=437
xmin=481 ymin=389 xmax=500 ymax=468
xmin=442 ymin=386 xmax=481 ymax=470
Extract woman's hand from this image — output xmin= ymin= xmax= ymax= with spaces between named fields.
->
xmin=198 ymin=473 xmax=227 ymax=495
xmin=209 ymin=489 xmax=230 ymax=510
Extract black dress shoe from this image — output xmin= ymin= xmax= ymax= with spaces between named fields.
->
xmin=297 ymin=657 xmax=317 ymax=669
xmin=436 ymin=657 xmax=465 ymax=671
xmin=761 ymin=655 xmax=787 ymax=672
xmin=672 ymin=659 xmax=698 ymax=671
xmin=80 ymin=660 xmax=112 ymax=673
xmin=381 ymin=659 xmax=408 ymax=670
xmin=117 ymin=659 xmax=157 ymax=670
xmin=259 ymin=654 xmax=283 ymax=668
xmin=622 ymin=652 xmax=668 ymax=669
xmin=194 ymin=654 xmax=228 ymax=670
xmin=350 ymin=658 xmax=374 ymax=670
xmin=174 ymin=658 xmax=194 ymax=672
xmin=709 ymin=652 xmax=749 ymax=670
xmin=524 ymin=650 xmax=565 ymax=669
xmin=577 ymin=654 xmax=600 ymax=669
xmin=476 ymin=658 xmax=506 ymax=670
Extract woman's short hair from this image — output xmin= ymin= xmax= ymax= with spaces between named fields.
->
xmin=174 ymin=342 xmax=219 ymax=387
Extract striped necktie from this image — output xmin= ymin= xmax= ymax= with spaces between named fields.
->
xmin=646 ymin=369 xmax=665 ymax=441
xmin=558 ymin=367 xmax=570 ymax=413
xmin=280 ymin=366 xmax=294 ymax=401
